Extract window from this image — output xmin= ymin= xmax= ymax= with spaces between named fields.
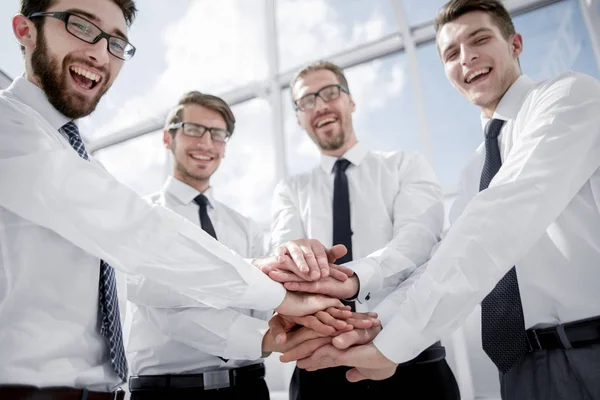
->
xmin=283 ymin=53 xmax=421 ymax=177
xmin=276 ymin=0 xmax=397 ymax=73
xmin=93 ymin=130 xmax=168 ymax=196
xmin=403 ymin=0 xmax=449 ymax=26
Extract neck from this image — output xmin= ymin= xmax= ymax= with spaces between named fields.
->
xmin=322 ymin=135 xmax=358 ymax=158
xmin=480 ymin=72 xmax=522 ymax=119
xmin=173 ymin=171 xmax=210 ymax=194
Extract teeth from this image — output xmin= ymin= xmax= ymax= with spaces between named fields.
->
xmin=316 ymin=117 xmax=336 ymax=128
xmin=191 ymin=155 xmax=211 ymax=161
xmin=466 ymin=68 xmax=490 ymax=83
xmin=70 ymin=66 xmax=100 ymax=82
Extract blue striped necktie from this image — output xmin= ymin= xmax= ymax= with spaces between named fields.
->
xmin=479 ymin=118 xmax=528 ymax=374
xmin=61 ymin=121 xmax=128 ymax=381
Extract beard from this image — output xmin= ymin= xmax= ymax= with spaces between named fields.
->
xmin=31 ymin=33 xmax=111 ymax=119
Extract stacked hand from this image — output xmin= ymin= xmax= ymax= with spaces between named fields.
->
xmin=253 ymin=239 xmax=398 ymax=382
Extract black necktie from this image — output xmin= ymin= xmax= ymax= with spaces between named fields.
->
xmin=61 ymin=122 xmax=128 ymax=381
xmin=332 ymin=158 xmax=355 ymax=311
xmin=194 ymin=194 xmax=217 ymax=240
xmin=479 ymin=118 xmax=528 ymax=374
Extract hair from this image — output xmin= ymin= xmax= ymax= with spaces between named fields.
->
xmin=165 ymin=91 xmax=236 ymax=137
xmin=434 ymin=0 xmax=515 ymax=39
xmin=19 ymin=0 xmax=137 ymax=53
xmin=289 ymin=60 xmax=350 ymax=101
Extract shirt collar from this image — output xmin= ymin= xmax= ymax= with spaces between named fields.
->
xmin=164 ymin=176 xmax=216 ymax=208
xmin=480 ymin=74 xmax=535 ymax=131
xmin=319 ymin=142 xmax=368 ymax=173
xmin=6 ymin=76 xmax=71 ymax=132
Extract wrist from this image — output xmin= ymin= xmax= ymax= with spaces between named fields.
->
xmin=344 ymin=275 xmax=360 ymax=300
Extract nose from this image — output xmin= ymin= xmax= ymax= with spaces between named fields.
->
xmin=460 ymin=44 xmax=478 ymax=66
xmin=195 ymin=131 xmax=213 ymax=149
xmin=313 ymin=95 xmax=330 ymax=114
xmin=84 ymin=37 xmax=111 ymax=66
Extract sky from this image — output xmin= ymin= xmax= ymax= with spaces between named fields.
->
xmin=1 ymin=0 xmax=599 ymax=225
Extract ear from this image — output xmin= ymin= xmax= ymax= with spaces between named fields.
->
xmin=349 ymin=95 xmax=356 ymax=113
xmin=13 ymin=14 xmax=37 ymax=52
xmin=296 ymin=112 xmax=302 ymax=127
xmin=510 ymin=33 xmax=523 ymax=59
xmin=163 ymin=130 xmax=172 ymax=150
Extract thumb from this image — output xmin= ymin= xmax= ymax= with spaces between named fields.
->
xmin=326 ymin=244 xmax=347 ymax=263
xmin=332 ymin=331 xmax=358 ymax=349
xmin=346 ymin=368 xmax=368 ymax=382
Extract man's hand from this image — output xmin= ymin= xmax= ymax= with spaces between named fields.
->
xmin=262 ymin=316 xmax=332 ymax=355
xmin=295 ymin=341 xmax=398 ymax=383
xmin=274 ymin=291 xmax=345 ymax=317
xmin=266 ymin=263 xmax=354 ymax=283
xmin=283 ymin=275 xmax=360 ymax=300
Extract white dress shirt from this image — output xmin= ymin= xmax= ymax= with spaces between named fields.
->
xmin=127 ymin=177 xmax=271 ymax=375
xmin=372 ymin=72 xmax=600 ymax=364
xmin=270 ymin=142 xmax=444 ymax=311
xmin=0 ymin=77 xmax=284 ymax=391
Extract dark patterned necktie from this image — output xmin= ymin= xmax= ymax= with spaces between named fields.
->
xmin=194 ymin=194 xmax=217 ymax=240
xmin=61 ymin=121 xmax=128 ymax=381
xmin=332 ymin=158 xmax=355 ymax=311
xmin=479 ymin=118 xmax=528 ymax=374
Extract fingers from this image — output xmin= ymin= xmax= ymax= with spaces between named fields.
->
xmin=283 ymin=280 xmax=322 ymax=294
xmin=314 ymin=310 xmax=350 ymax=332
xmin=268 ymin=314 xmax=296 ymax=342
xmin=344 ymin=312 xmax=381 ymax=330
xmin=295 ymin=344 xmax=342 ymax=369
xmin=280 ymin=337 xmax=333 ymax=363
xmin=311 ymin=243 xmax=330 ymax=279
xmin=332 ymin=326 xmax=382 ymax=349
xmin=268 ymin=270 xmax=306 ymax=283
xmin=326 ymin=244 xmax=347 ymax=263
xmin=328 ymin=264 xmax=353 ymax=282
xmin=281 ymin=241 xmax=320 ymax=280
xmin=285 ymin=314 xmax=337 ymax=336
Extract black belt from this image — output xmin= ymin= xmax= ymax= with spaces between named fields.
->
xmin=0 ymin=385 xmax=125 ymax=400
xmin=398 ymin=342 xmax=446 ymax=366
xmin=526 ymin=315 xmax=600 ymax=352
xmin=129 ymin=363 xmax=265 ymax=392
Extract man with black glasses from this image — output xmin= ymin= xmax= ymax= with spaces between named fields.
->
xmin=267 ymin=60 xmax=460 ymax=400
xmin=0 ymin=1 xmax=349 ymax=399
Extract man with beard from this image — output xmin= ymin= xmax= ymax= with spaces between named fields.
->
xmin=267 ymin=60 xmax=460 ymax=399
xmin=126 ymin=92 xmax=379 ymax=399
xmin=0 ymin=1 xmax=352 ymax=398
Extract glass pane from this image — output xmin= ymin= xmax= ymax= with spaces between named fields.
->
xmin=283 ymin=53 xmax=421 ymax=177
xmin=403 ymin=0 xmax=448 ymax=26
xmin=276 ymin=0 xmax=398 ymax=73
xmin=210 ymin=98 xmax=276 ymax=225
xmin=417 ymin=0 xmax=600 ymax=188
xmin=78 ymin=0 xmax=268 ymax=140
xmin=93 ymin=130 xmax=168 ymax=196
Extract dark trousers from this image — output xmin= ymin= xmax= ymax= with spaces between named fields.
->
xmin=130 ymin=377 xmax=269 ymax=400
xmin=289 ymin=359 xmax=460 ymax=400
xmin=500 ymin=343 xmax=600 ymax=400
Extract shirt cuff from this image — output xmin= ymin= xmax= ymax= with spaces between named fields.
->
xmin=372 ymin=314 xmax=432 ymax=364
xmin=225 ymin=314 xmax=270 ymax=360
xmin=239 ymin=262 xmax=286 ymax=310
xmin=344 ymin=258 xmax=381 ymax=304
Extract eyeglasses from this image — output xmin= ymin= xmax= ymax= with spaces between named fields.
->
xmin=168 ymin=122 xmax=230 ymax=143
xmin=294 ymin=84 xmax=349 ymax=111
xmin=28 ymin=11 xmax=136 ymax=61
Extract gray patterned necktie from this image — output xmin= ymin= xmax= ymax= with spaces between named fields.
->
xmin=61 ymin=121 xmax=128 ymax=381
xmin=479 ymin=118 xmax=528 ymax=374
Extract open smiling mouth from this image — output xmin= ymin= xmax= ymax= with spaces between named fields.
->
xmin=465 ymin=67 xmax=492 ymax=84
xmin=69 ymin=66 xmax=102 ymax=90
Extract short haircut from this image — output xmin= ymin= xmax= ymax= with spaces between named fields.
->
xmin=165 ymin=91 xmax=236 ymax=137
xmin=289 ymin=60 xmax=350 ymax=101
xmin=434 ymin=0 xmax=516 ymax=39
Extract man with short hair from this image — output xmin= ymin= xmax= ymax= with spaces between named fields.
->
xmin=0 ymin=1 xmax=347 ymax=398
xmin=268 ymin=60 xmax=460 ymax=399
xmin=288 ymin=1 xmax=600 ymax=399
xmin=127 ymin=92 xmax=375 ymax=399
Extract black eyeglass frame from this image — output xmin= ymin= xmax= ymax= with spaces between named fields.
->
xmin=28 ymin=11 xmax=136 ymax=61
xmin=294 ymin=84 xmax=350 ymax=112
xmin=168 ymin=122 xmax=231 ymax=143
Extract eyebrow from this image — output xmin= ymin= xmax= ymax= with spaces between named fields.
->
xmin=65 ymin=7 xmax=129 ymax=40
xmin=441 ymin=27 xmax=494 ymax=57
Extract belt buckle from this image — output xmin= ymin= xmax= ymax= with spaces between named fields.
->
xmin=203 ymin=370 xmax=230 ymax=390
